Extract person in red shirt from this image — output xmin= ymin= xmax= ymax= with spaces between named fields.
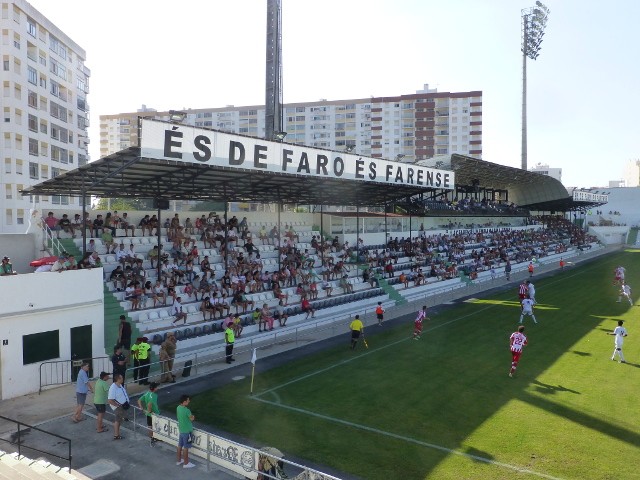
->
xmin=559 ymin=258 xmax=565 ymax=270
xmin=44 ymin=212 xmax=61 ymax=239
xmin=301 ymin=298 xmax=315 ymax=319
xmin=528 ymin=262 xmax=534 ymax=277
xmin=413 ymin=306 xmax=428 ymax=340
xmin=509 ymin=325 xmax=528 ymax=377
xmin=518 ymin=282 xmax=528 ymax=307
xmin=375 ymin=302 xmax=385 ymax=327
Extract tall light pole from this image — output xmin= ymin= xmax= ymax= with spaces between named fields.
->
xmin=521 ymin=1 xmax=550 ymax=171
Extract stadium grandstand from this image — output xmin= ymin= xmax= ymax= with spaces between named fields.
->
xmin=21 ymin=120 xmax=606 ymax=382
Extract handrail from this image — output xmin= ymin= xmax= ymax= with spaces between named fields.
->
xmin=0 ymin=414 xmax=72 ymax=470
xmin=39 ymin=356 xmax=111 ymax=394
xmin=41 ymin=217 xmax=64 ymax=257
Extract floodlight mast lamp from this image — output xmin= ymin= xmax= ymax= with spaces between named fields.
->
xmin=521 ymin=1 xmax=549 ymax=171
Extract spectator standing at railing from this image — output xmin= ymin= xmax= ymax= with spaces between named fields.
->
xmin=0 ymin=256 xmax=17 ymax=275
xmin=162 ymin=333 xmax=177 ymax=383
xmin=176 ymin=395 xmax=196 ymax=468
xmin=138 ymin=382 xmax=160 ymax=443
xmin=94 ymin=371 xmax=109 ymax=433
xmin=112 ymin=345 xmax=127 ymax=381
xmin=107 ymin=373 xmax=129 ymax=440
xmin=44 ymin=212 xmax=61 ymax=239
xmin=51 ymin=256 xmax=67 ymax=273
xmin=133 ymin=337 xmax=151 ymax=385
xmin=72 ymin=363 xmax=93 ymax=423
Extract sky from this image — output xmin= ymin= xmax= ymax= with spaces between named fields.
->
xmin=31 ymin=0 xmax=640 ymax=188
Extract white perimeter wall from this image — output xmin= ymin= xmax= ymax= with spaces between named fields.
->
xmin=0 ymin=234 xmax=36 ymax=274
xmin=0 ymin=268 xmax=104 ymax=400
xmin=587 ymin=226 xmax=629 ymax=245
xmin=585 ymin=187 xmax=640 ymax=228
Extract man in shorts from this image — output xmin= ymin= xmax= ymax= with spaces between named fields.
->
xmin=607 ymin=320 xmax=628 ymax=363
xmin=617 ymin=281 xmax=633 ymax=306
xmin=138 ymin=382 xmax=160 ymax=443
xmin=107 ymin=373 xmax=129 ymax=440
xmin=72 ymin=363 xmax=93 ymax=423
xmin=94 ymin=371 xmax=110 ymax=433
xmin=349 ymin=315 xmax=364 ymax=350
xmin=176 ymin=395 xmax=196 ymax=468
xmin=376 ymin=302 xmax=385 ymax=327
xmin=519 ymin=295 xmax=537 ymax=324
xmin=509 ymin=325 xmax=528 ymax=377
xmin=413 ymin=306 xmax=428 ymax=340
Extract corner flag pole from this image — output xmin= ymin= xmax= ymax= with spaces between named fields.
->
xmin=250 ymin=348 xmax=257 ymax=395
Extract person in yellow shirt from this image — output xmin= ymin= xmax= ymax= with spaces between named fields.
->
xmin=349 ymin=315 xmax=364 ymax=351
xmin=132 ymin=337 xmax=151 ymax=385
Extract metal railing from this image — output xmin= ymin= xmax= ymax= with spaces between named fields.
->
xmin=0 ymin=415 xmax=72 ymax=470
xmin=41 ymin=218 xmax=65 ymax=258
xmin=126 ymin=405 xmax=340 ymax=480
xmin=39 ymin=356 xmax=111 ymax=394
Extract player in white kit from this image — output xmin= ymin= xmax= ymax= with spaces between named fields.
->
xmin=519 ymin=295 xmax=537 ymax=324
xmin=509 ymin=325 xmax=528 ymax=377
xmin=526 ymin=280 xmax=536 ymax=304
xmin=607 ymin=320 xmax=628 ymax=363
xmin=617 ymin=281 xmax=632 ymax=306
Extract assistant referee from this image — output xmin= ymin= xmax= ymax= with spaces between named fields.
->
xmin=349 ymin=315 xmax=364 ymax=351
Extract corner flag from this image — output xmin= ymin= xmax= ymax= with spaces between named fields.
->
xmin=251 ymin=348 xmax=257 ymax=365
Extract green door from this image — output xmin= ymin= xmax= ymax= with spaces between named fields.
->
xmin=70 ymin=325 xmax=93 ymax=381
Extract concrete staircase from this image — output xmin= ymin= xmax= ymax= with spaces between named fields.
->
xmin=0 ymin=451 xmax=91 ymax=479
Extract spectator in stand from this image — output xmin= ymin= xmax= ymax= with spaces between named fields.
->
xmin=120 ymin=213 xmax=136 ymax=237
xmin=104 ymin=212 xmax=117 ymax=236
xmin=340 ymin=275 xmax=354 ymax=294
xmin=64 ymin=255 xmax=78 ymax=270
xmin=0 ymin=256 xmax=17 ymax=275
xmin=44 ymin=212 xmax=61 ymax=239
xmin=58 ymin=214 xmax=76 ymax=238
xmin=161 ymin=333 xmax=177 ymax=383
xmin=71 ymin=214 xmax=83 ymax=235
xmin=83 ymin=212 xmax=94 ymax=237
xmin=139 ymin=215 xmax=152 ymax=236
xmin=274 ymin=300 xmax=288 ymax=327
xmin=172 ymin=297 xmax=189 ymax=326
xmin=153 ymin=280 xmax=167 ymax=306
xmin=102 ymin=228 xmax=117 ymax=254
xmin=301 ymin=298 xmax=316 ymax=319
xmin=110 ymin=266 xmax=125 ymax=291
xmin=93 ymin=214 xmax=105 ymax=237
xmin=86 ymin=239 xmax=97 ymax=254
xmin=116 ymin=244 xmax=129 ymax=266
xmin=51 ymin=256 xmax=67 ymax=273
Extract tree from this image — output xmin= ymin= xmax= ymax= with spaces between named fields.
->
xmin=189 ymin=201 xmax=226 ymax=212
xmin=93 ymin=197 xmax=155 ymax=211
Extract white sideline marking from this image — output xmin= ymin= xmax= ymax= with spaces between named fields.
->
xmin=252 ymin=397 xmax=567 ymax=480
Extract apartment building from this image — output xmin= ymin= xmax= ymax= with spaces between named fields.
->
xmin=529 ymin=163 xmax=563 ymax=184
xmin=100 ymin=84 xmax=482 ymax=163
xmin=1 ymin=0 xmax=90 ymax=233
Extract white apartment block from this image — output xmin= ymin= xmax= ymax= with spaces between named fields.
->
xmin=0 ymin=0 xmax=90 ymax=233
xmin=529 ymin=163 xmax=562 ymax=184
xmin=100 ymin=84 xmax=482 ymax=163
xmin=622 ymin=159 xmax=640 ymax=188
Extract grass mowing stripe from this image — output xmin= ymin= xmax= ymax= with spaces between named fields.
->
xmin=252 ymin=396 xmax=568 ymax=480
xmin=255 ymin=304 xmax=498 ymax=397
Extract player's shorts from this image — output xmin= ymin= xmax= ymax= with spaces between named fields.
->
xmin=511 ymin=350 xmax=522 ymax=362
xmin=377 ymin=313 xmax=384 ymax=320
xmin=522 ymin=309 xmax=533 ymax=315
xmin=519 ymin=294 xmax=526 ymax=300
xmin=615 ymin=276 xmax=621 ymax=281
xmin=351 ymin=330 xmax=361 ymax=340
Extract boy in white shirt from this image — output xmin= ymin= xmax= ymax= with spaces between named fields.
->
xmin=607 ymin=320 xmax=628 ymax=363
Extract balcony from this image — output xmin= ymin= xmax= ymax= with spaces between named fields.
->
xmin=436 ymin=131 xmax=449 ymax=136
xmin=435 ymin=122 xmax=448 ymax=127
xmin=436 ymin=112 xmax=449 ymax=117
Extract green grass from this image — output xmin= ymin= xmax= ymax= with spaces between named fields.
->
xmin=173 ymin=251 xmax=640 ymax=480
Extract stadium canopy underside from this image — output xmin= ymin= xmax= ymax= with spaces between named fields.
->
xmin=417 ymin=154 xmax=606 ymax=212
xmin=22 ymin=147 xmax=438 ymax=207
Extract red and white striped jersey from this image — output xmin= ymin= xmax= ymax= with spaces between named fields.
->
xmin=416 ymin=309 xmax=427 ymax=322
xmin=510 ymin=332 xmax=528 ymax=352
xmin=519 ymin=283 xmax=528 ymax=296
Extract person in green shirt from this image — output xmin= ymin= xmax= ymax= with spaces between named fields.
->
xmin=138 ymin=382 xmax=160 ymax=443
xmin=176 ymin=395 xmax=195 ymax=469
xmin=93 ymin=371 xmax=110 ymax=433
xmin=0 ymin=256 xmax=17 ymax=275
xmin=225 ymin=326 xmax=235 ymax=364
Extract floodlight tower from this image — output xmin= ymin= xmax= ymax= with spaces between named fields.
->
xmin=265 ymin=0 xmax=283 ymax=141
xmin=521 ymin=1 xmax=550 ymax=171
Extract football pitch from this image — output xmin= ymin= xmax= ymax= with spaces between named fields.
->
xmin=187 ymin=251 xmax=640 ymax=480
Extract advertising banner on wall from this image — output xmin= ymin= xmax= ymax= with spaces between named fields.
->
xmin=140 ymin=119 xmax=455 ymax=190
xmin=153 ymin=415 xmax=258 ymax=478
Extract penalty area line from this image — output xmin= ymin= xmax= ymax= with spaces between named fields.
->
xmin=252 ymin=396 xmax=567 ymax=480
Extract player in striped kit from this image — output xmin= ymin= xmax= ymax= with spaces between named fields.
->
xmin=518 ymin=282 xmax=528 ymax=307
xmin=413 ymin=306 xmax=428 ymax=340
xmin=509 ymin=325 xmax=528 ymax=377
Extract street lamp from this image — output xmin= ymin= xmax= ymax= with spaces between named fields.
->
xmin=345 ymin=145 xmax=356 ymax=154
xmin=521 ymin=1 xmax=550 ymax=171
xmin=168 ymin=110 xmax=187 ymax=123
xmin=274 ymin=131 xmax=287 ymax=141
xmin=395 ymin=154 xmax=406 ymax=162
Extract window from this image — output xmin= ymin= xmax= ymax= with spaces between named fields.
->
xmin=40 ymin=165 xmax=48 ymax=178
xmin=39 ymin=121 xmax=47 ymax=134
xmin=27 ymin=65 xmax=37 ymax=84
xmin=27 ymin=90 xmax=37 ymax=108
xmin=16 ymin=159 xmax=23 ymax=174
xmin=39 ymin=75 xmax=46 ymax=88
xmin=60 ymin=148 xmax=68 ymax=163
xmin=59 ymin=127 xmax=68 ymax=143
xmin=51 ymin=145 xmax=60 ymax=161
xmin=345 ymin=104 xmax=355 ymax=109
xmin=296 ymin=107 xmax=305 ymax=113
xmin=27 ymin=18 xmax=36 ymax=37
xmin=23 ymin=330 xmax=60 ymax=365
xmin=51 ymin=167 xmax=60 ymax=177
xmin=5 ymin=184 xmax=11 ymax=199
xmin=49 ymin=36 xmax=59 ymax=53
xmin=39 ymin=53 xmax=46 ymax=66
xmin=28 ymin=113 xmax=37 ymax=131
xmin=29 ymin=137 xmax=38 ymax=155
xmin=50 ymin=80 xmax=59 ymax=97
xmin=4 ymin=159 xmax=10 ymax=174
xmin=3 ymin=60 xmax=8 ymax=71
xmin=50 ymin=124 xmax=59 ymax=140
xmin=29 ymin=161 xmax=38 ymax=178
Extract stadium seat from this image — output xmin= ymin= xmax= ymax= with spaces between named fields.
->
xmin=138 ymin=313 xmax=150 ymax=323
xmin=174 ymin=330 xmax=184 ymax=340
xmin=152 ymin=334 xmax=163 ymax=344
xmin=183 ymin=328 xmax=193 ymax=338
xmin=194 ymin=327 xmax=203 ymax=336
xmin=203 ymin=324 xmax=212 ymax=335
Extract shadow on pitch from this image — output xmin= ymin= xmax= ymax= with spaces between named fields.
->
xmin=531 ymin=380 xmax=580 ymax=395
xmin=571 ymin=351 xmax=591 ymax=356
xmin=462 ymin=446 xmax=495 ymax=463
